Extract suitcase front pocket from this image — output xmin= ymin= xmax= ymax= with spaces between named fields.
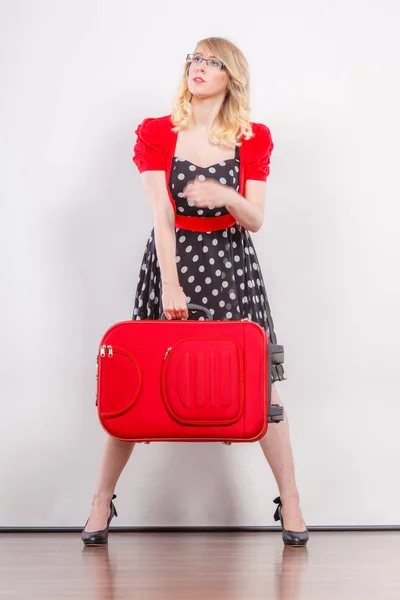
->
xmin=98 ymin=347 xmax=142 ymax=419
xmin=161 ymin=338 xmax=245 ymax=426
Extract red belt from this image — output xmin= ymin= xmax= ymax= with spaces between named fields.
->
xmin=175 ymin=213 xmax=240 ymax=232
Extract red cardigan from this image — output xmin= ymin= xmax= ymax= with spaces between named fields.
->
xmin=132 ymin=114 xmax=274 ymax=232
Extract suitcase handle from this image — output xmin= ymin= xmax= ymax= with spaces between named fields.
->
xmin=160 ymin=303 xmax=213 ymax=321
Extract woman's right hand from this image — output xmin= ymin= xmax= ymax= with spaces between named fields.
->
xmin=161 ymin=282 xmax=189 ymax=320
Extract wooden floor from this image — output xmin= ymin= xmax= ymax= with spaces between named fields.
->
xmin=0 ymin=531 xmax=399 ymax=599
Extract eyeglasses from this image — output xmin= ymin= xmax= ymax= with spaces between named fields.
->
xmin=186 ymin=53 xmax=227 ymax=71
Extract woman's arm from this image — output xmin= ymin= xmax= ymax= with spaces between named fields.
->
xmin=140 ymin=171 xmax=188 ymax=319
xmin=183 ymin=178 xmax=266 ymax=233
xmin=224 ymin=180 xmax=266 ymax=233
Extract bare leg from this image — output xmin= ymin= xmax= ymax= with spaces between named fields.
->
xmin=258 ymin=383 xmax=306 ymax=531
xmin=84 ymin=435 xmax=136 ymax=532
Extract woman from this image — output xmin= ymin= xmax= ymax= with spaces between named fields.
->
xmin=82 ymin=37 xmax=309 ymax=547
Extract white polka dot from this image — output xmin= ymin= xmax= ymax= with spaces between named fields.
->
xmin=209 ymin=258 xmax=215 ymax=265
xmin=218 ymin=250 xmax=224 ymax=257
xmin=205 ymin=277 xmax=211 ymax=284
xmin=175 ymin=256 xmax=181 ymax=263
xmin=212 ymin=289 xmax=218 ymax=296
xmin=197 ymin=234 xmax=203 ymax=241
xmin=212 ymin=239 xmax=218 ymax=246
xmin=178 ymin=173 xmax=185 ymax=180
xmin=199 ymin=265 xmax=205 ymax=272
xmin=198 ymin=174 xmax=206 ymax=181
xmin=253 ymin=262 xmax=258 ymax=270
xmin=219 ymin=177 xmax=227 ymax=184
xmin=234 ymin=255 xmax=240 ymax=262
xmin=229 ymin=170 xmax=234 ymax=176
xmin=226 ymin=312 xmax=232 ymax=319
xmin=185 ymin=245 xmax=192 ymax=252
xmin=193 ymin=255 xmax=199 ymax=262
xmin=188 ymin=201 xmax=194 ymax=207
xmin=215 ymin=211 xmax=221 ymax=216
xmin=229 ymin=292 xmax=236 ymax=300
xmin=232 ymin=241 xmax=237 ymax=248
xmin=216 ymin=270 xmax=221 ymax=276
xmin=235 ymin=166 xmax=239 ymax=172
xmin=219 ymin=161 xmax=226 ymax=166
xmin=209 ymin=167 xmax=216 ymax=174
xmin=222 ymin=231 xmax=228 ymax=238
xmin=179 ymin=236 xmax=186 ymax=243
xmin=195 ymin=285 xmax=202 ymax=292
xmin=225 ymin=261 xmax=232 ymax=268
xmin=188 ymin=275 xmax=195 ymax=283
xmin=172 ymin=183 xmax=175 ymax=189
xmin=178 ymin=192 xmax=185 ymax=198
xmin=219 ymin=300 xmax=225 ymax=307
xmin=178 ymin=206 xmax=184 ymax=212
xmin=202 ymin=297 xmax=208 ymax=304
xmin=233 ymin=177 xmax=236 ymax=184
xmin=222 ymin=281 xmax=229 ymax=288
xmin=199 ymin=316 xmax=205 ymax=321
xmin=197 ymin=210 xmax=203 ymax=215
xmin=202 ymin=246 xmax=208 ymax=253
xmin=210 ymin=309 xmax=215 ymax=315
xmin=240 ymin=283 xmax=245 ymax=290
xmin=181 ymin=266 xmax=188 ymax=273
xmin=189 ymin=165 xmax=196 ymax=171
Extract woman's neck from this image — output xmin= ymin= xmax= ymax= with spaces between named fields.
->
xmin=189 ymin=93 xmax=225 ymax=133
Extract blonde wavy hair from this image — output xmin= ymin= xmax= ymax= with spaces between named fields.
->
xmin=171 ymin=37 xmax=253 ymax=149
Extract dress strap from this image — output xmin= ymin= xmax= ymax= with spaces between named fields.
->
xmin=234 ymin=144 xmax=240 ymax=160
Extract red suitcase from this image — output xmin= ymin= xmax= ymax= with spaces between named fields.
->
xmin=95 ymin=304 xmax=284 ymax=444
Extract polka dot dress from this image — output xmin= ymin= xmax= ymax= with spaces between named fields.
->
xmin=132 ymin=145 xmax=286 ymax=382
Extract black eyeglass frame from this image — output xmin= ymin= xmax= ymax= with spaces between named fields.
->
xmin=186 ymin=53 xmax=227 ymax=71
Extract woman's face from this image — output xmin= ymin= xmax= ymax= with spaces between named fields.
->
xmin=187 ymin=45 xmax=229 ymax=99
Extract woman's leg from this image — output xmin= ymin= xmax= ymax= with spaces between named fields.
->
xmin=258 ymin=383 xmax=306 ymax=531
xmin=84 ymin=435 xmax=136 ymax=532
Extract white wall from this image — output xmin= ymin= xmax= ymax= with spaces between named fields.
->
xmin=1 ymin=0 xmax=399 ymax=527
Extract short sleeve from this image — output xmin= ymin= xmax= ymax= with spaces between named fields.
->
xmin=246 ymin=123 xmax=274 ymax=182
xmin=132 ymin=117 xmax=165 ymax=173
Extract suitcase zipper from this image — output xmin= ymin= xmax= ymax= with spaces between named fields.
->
xmin=100 ymin=345 xmax=113 ymax=358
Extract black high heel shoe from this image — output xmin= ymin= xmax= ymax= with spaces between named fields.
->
xmin=81 ymin=494 xmax=118 ymax=546
xmin=273 ymin=496 xmax=309 ymax=547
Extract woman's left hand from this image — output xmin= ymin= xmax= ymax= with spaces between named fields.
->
xmin=183 ymin=177 xmax=233 ymax=209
